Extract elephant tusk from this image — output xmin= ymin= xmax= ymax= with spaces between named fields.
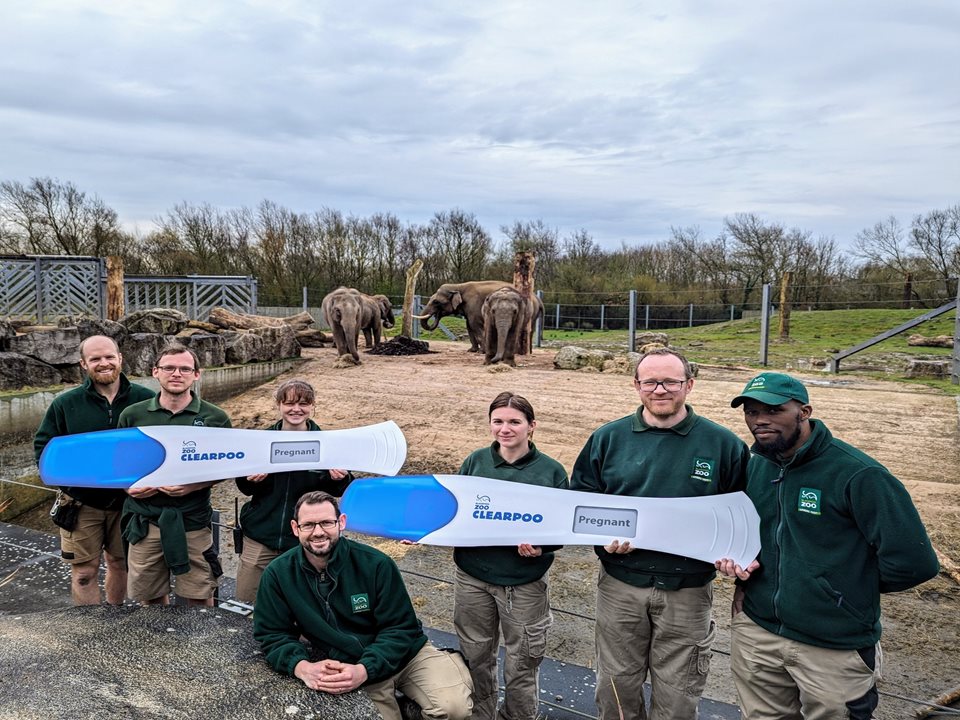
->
xmin=410 ymin=312 xmax=434 ymax=320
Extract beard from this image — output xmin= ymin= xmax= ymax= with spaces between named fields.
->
xmin=302 ymin=533 xmax=339 ymax=560
xmin=87 ymin=366 xmax=120 ymax=386
xmin=753 ymin=424 xmax=802 ymax=455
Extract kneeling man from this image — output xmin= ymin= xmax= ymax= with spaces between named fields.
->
xmin=253 ymin=491 xmax=473 ymax=720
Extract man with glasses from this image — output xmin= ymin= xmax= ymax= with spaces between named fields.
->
xmin=254 ymin=491 xmax=473 ymax=720
xmin=34 ymin=334 xmax=154 ymax=605
xmin=570 ymin=347 xmax=750 ymax=720
xmin=117 ymin=343 xmax=231 ymax=606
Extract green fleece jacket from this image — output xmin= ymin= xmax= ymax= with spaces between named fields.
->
xmin=118 ymin=391 xmax=231 ymax=574
xmin=236 ymin=419 xmax=353 ymax=552
xmin=253 ymin=537 xmax=427 ymax=684
xmin=741 ymin=419 xmax=939 ymax=650
xmin=571 ymin=405 xmax=749 ymax=590
xmin=454 ymin=442 xmax=569 ymax=586
xmin=34 ymin=374 xmax=154 ymax=510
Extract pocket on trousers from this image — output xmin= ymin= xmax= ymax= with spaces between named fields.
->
xmin=521 ymin=613 xmax=553 ymax=661
xmin=685 ymin=618 xmax=717 ymax=694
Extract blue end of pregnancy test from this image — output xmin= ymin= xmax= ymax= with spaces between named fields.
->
xmin=341 ymin=475 xmax=458 ymax=541
xmin=39 ymin=428 xmax=167 ymax=490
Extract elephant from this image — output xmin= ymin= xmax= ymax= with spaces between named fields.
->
xmin=413 ymin=280 xmax=514 ymax=352
xmin=481 ymin=287 xmax=538 ymax=366
xmin=358 ymin=293 xmax=395 ymax=348
xmin=321 ymin=287 xmax=364 ymax=363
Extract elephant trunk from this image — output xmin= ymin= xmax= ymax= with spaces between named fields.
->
xmin=420 ymin=314 xmax=440 ymax=331
xmin=493 ymin=316 xmax=513 ymax=362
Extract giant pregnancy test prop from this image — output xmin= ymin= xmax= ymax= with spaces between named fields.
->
xmin=39 ymin=421 xmax=406 ymax=491
xmin=342 ymin=474 xmax=761 ymax=566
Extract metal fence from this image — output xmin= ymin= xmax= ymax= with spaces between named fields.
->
xmin=1 ymin=255 xmax=257 ymax=322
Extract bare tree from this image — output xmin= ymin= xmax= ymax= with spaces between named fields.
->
xmin=0 ymin=177 xmax=126 ymax=256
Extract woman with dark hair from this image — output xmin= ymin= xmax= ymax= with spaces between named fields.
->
xmin=454 ymin=391 xmax=568 ymax=720
xmin=234 ymin=378 xmax=352 ymax=603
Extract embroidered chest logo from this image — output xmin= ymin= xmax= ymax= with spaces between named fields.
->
xmin=690 ymin=457 xmax=715 ymax=482
xmin=798 ymin=488 xmax=822 ymax=515
xmin=192 ymin=417 xmax=206 ymax=426
xmin=350 ymin=593 xmax=370 ymax=613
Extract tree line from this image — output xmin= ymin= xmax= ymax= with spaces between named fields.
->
xmin=2 ymin=177 xmax=957 ymax=309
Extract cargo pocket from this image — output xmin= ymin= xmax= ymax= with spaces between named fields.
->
xmin=518 ymin=613 xmax=553 ymax=669
xmin=684 ymin=618 xmax=716 ymax=695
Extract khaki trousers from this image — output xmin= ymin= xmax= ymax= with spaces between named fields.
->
xmin=453 ymin=567 xmax=553 ymax=720
xmin=235 ymin=535 xmax=280 ymax=603
xmin=363 ymin=642 xmax=474 ymax=720
xmin=730 ymin=612 xmax=880 ymax=720
xmin=594 ymin=568 xmax=715 ymax=720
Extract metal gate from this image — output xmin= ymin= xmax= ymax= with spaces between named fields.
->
xmin=1 ymin=255 xmax=257 ymax=322
xmin=0 ymin=256 xmax=104 ymax=323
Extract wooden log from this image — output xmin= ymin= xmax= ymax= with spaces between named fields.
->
xmin=401 ymin=259 xmax=424 ymax=337
xmin=513 ymin=251 xmax=536 ymax=355
xmin=778 ymin=270 xmax=792 ymax=340
xmin=208 ymin=307 xmax=314 ymax=331
xmin=934 ymin=547 xmax=960 ymax=585
xmin=915 ymin=684 xmax=960 ymax=718
xmin=106 ymin=256 xmax=125 ymax=321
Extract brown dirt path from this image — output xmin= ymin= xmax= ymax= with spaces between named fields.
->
xmin=214 ymin=342 xmax=960 ymax=718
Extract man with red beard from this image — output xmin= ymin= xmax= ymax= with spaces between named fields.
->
xmin=35 ymin=334 xmax=154 ymax=605
xmin=571 ymin=347 xmax=749 ymax=720
xmin=718 ymin=372 xmax=938 ymax=719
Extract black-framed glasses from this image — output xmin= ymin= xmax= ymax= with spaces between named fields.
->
xmin=156 ymin=365 xmax=197 ymax=375
xmin=636 ymin=379 xmax=686 ymax=392
xmin=295 ymin=520 xmax=339 ymax=533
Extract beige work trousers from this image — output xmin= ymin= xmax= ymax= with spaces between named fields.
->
xmin=234 ymin=535 xmax=280 ymax=603
xmin=363 ymin=642 xmax=474 ymax=720
xmin=453 ymin=567 xmax=552 ymax=720
xmin=594 ymin=568 xmax=715 ymax=720
xmin=730 ymin=612 xmax=880 ymax=719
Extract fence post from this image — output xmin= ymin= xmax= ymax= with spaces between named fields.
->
xmin=412 ymin=296 xmax=421 ymax=339
xmin=760 ymin=283 xmax=771 ymax=366
xmin=250 ymin=277 xmax=258 ymax=314
xmin=33 ymin=258 xmax=43 ymax=324
xmin=952 ymin=280 xmax=959 ymax=385
xmin=600 ymin=304 xmax=605 ymax=330
xmin=628 ymin=290 xmax=637 ymax=352
xmin=302 ymin=286 xmax=308 ymax=311
xmin=555 ymin=303 xmax=560 ymax=330
xmin=645 ymin=304 xmax=650 ymax=330
xmin=688 ymin=303 xmax=694 ymax=327
xmin=536 ymin=290 xmax=543 ymax=347
xmin=730 ymin=304 xmax=735 ymax=322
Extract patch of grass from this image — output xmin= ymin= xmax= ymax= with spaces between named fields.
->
xmin=543 ymin=308 xmax=959 ymax=393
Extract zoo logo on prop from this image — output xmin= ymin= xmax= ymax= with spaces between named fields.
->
xmin=472 ymin=494 xmax=543 ymax=524
xmin=180 ymin=440 xmax=245 ymax=462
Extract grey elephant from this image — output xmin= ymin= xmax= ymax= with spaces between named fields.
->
xmin=358 ymin=292 xmax=395 ymax=348
xmin=482 ymin=287 xmax=539 ymax=366
xmin=414 ymin=280 xmax=514 ymax=352
xmin=321 ymin=287 xmax=364 ymax=363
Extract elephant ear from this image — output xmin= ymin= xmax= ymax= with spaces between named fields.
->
xmin=450 ymin=291 xmax=463 ymax=310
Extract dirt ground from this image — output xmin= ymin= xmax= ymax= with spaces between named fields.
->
xmin=210 ymin=341 xmax=960 ymax=718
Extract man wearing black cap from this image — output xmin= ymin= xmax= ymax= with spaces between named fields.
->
xmin=717 ymin=372 xmax=939 ymax=719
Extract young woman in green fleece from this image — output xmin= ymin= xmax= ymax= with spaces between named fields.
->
xmin=234 ymin=379 xmax=351 ymax=603
xmin=453 ymin=391 xmax=569 ymax=720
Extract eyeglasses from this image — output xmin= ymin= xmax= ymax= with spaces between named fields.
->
xmin=636 ymin=379 xmax=686 ymax=392
xmin=295 ymin=520 xmax=339 ymax=533
xmin=156 ymin=365 xmax=197 ymax=375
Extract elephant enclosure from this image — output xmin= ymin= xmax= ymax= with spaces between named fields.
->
xmin=214 ymin=341 xmax=960 ymax=718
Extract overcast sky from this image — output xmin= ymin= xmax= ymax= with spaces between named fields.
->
xmin=2 ymin=1 xmax=958 ymax=250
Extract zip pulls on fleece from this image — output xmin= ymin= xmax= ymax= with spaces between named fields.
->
xmin=771 ymin=458 xmax=790 ymax=632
